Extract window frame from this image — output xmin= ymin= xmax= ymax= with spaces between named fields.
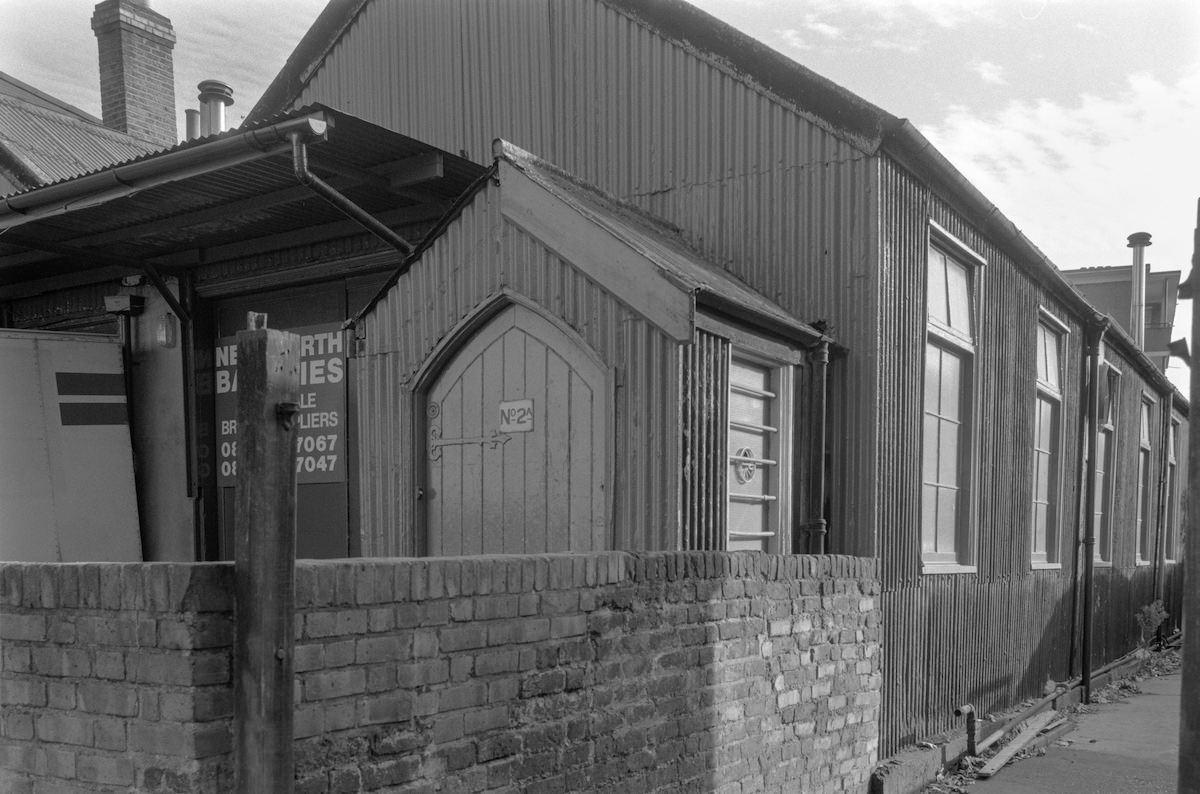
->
xmin=1134 ymin=393 xmax=1156 ymax=566
xmin=1092 ymin=356 xmax=1120 ymax=566
xmin=1165 ymin=417 xmax=1182 ymax=563
xmin=697 ymin=315 xmax=803 ymax=554
xmin=921 ymin=223 xmax=983 ymax=574
xmin=1031 ymin=309 xmax=1069 ymax=569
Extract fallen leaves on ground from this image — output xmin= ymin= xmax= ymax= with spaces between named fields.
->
xmin=918 ymin=647 xmax=1180 ymax=792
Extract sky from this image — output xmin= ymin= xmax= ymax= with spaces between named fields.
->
xmin=1 ymin=0 xmax=1197 ymax=390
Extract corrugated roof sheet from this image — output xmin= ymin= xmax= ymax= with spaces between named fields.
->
xmin=0 ymin=106 xmax=488 ymax=285
xmin=0 ymin=92 xmax=156 ymax=189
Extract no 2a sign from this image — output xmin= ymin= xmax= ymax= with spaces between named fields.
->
xmin=213 ymin=323 xmax=346 ymax=485
xmin=498 ymin=399 xmax=534 ymax=433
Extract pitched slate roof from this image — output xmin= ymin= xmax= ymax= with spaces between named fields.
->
xmin=0 ymin=72 xmax=156 ymax=191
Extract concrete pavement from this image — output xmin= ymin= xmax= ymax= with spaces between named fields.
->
xmin=966 ymin=672 xmax=1180 ymax=793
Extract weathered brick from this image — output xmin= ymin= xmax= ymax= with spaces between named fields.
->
xmin=36 ymin=712 xmax=94 ymax=746
xmin=0 ymin=613 xmax=46 ymax=641
xmin=2 ymin=644 xmax=31 ymax=673
xmin=325 ymin=639 xmax=356 ymax=667
xmin=3 ymin=712 xmax=34 ymax=740
xmin=488 ymin=618 xmax=549 ymax=645
xmin=1 ymin=678 xmax=46 ymax=706
xmin=361 ymin=693 xmax=412 ymax=725
xmin=335 ymin=609 xmax=368 ymax=635
xmin=130 ymin=722 xmax=189 ymax=756
xmin=356 ymin=634 xmax=403 ymax=664
xmin=441 ymin=625 xmax=487 ymax=652
xmin=304 ymin=667 xmax=366 ymax=701
xmin=94 ymin=718 xmax=126 ymax=751
xmin=369 ymin=607 xmax=394 ymax=633
xmin=48 ymin=681 xmax=76 ymax=710
xmin=362 ymin=757 xmax=420 ymax=788
xmin=76 ymin=753 xmax=134 ymax=785
xmin=439 ymin=681 xmax=486 ymax=711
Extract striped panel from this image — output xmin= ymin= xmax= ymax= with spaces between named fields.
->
xmin=681 ymin=329 xmax=729 ymax=550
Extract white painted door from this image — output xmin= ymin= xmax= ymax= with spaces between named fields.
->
xmin=424 ymin=304 xmax=609 ymax=554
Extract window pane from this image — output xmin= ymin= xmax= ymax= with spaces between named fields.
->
xmin=925 ymin=345 xmax=942 ymax=411
xmin=937 ymin=420 xmax=959 ymax=484
xmin=1036 ymin=325 xmax=1048 ymax=384
xmin=928 ymin=247 xmax=948 ymax=325
xmin=728 ymin=500 xmax=769 ymax=539
xmin=923 ymin=414 xmax=940 ymax=484
xmin=729 ymin=390 xmax=769 ymax=426
xmin=730 ymin=360 xmax=769 ymax=391
xmin=945 ymin=259 xmax=971 ymax=333
xmin=1043 ymin=327 xmax=1060 ymax=388
xmin=937 ymin=488 xmax=958 ymax=553
xmin=1033 ymin=450 xmax=1049 ymax=502
xmin=922 ymin=484 xmax=939 ymax=554
xmin=1038 ymin=396 xmax=1056 ymax=443
xmin=939 ymin=351 xmax=962 ymax=421
xmin=1032 ymin=503 xmax=1048 ymax=555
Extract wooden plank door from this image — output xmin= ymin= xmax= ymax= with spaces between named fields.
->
xmin=424 ymin=304 xmax=609 ymax=554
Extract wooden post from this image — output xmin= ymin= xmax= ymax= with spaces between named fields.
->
xmin=1180 ymin=200 xmax=1200 ymax=794
xmin=234 ymin=315 xmax=300 ymax=794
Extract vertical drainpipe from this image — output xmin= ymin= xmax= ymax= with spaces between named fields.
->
xmin=803 ymin=339 xmax=831 ymax=553
xmin=1081 ymin=316 xmax=1109 ymax=704
xmin=1151 ymin=391 xmax=1172 ymax=613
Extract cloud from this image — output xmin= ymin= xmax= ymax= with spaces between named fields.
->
xmin=799 ymin=0 xmax=1001 ymax=28
xmin=924 ymin=65 xmax=1200 ymax=392
xmin=972 ymin=61 xmax=1007 ymax=85
xmin=923 ymin=64 xmax=1200 ymax=276
xmin=870 ymin=37 xmax=922 ymax=54
xmin=805 ymin=15 xmax=844 ymax=40
xmin=775 ymin=28 xmax=812 ymax=51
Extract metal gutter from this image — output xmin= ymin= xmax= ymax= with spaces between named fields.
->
xmin=0 ymin=114 xmax=332 ymax=231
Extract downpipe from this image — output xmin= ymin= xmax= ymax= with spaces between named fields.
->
xmin=288 ymin=132 xmax=414 ymax=256
xmin=1081 ymin=317 xmax=1108 ymax=705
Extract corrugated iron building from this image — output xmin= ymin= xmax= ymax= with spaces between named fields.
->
xmin=1 ymin=0 xmax=1188 ymax=762
xmin=245 ymin=0 xmax=1190 ymax=755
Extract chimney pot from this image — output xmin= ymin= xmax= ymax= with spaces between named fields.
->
xmin=1127 ymin=232 xmax=1153 ymax=248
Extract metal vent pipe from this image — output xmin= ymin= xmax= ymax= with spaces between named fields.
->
xmin=1127 ymin=231 xmax=1152 ymax=348
xmin=197 ymin=80 xmax=234 ymax=136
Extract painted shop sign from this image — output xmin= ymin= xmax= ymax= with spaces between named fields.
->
xmin=213 ymin=323 xmax=346 ymax=485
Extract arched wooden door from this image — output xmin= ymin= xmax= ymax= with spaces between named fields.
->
xmin=423 ymin=304 xmax=610 ymax=555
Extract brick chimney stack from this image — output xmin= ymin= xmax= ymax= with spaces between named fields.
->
xmin=91 ymin=0 xmax=177 ymax=148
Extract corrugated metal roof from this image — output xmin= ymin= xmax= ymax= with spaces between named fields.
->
xmin=0 ymin=92 xmax=155 ymax=188
xmin=0 ymin=105 xmax=488 ymax=286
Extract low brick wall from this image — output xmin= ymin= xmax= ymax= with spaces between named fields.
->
xmin=0 ymin=564 xmax=234 ymax=792
xmin=1 ymin=553 xmax=880 ymax=793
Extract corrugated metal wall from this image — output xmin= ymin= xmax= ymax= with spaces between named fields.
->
xmin=296 ymin=0 xmax=1187 ymax=755
xmin=357 ymin=186 xmax=681 ymax=555
xmin=681 ymin=329 xmax=729 ymax=550
xmin=299 ymin=0 xmax=882 ymax=558
xmin=876 ymin=157 xmax=1183 ymax=754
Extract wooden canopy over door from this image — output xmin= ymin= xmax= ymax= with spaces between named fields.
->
xmin=423 ymin=304 xmax=610 ymax=555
